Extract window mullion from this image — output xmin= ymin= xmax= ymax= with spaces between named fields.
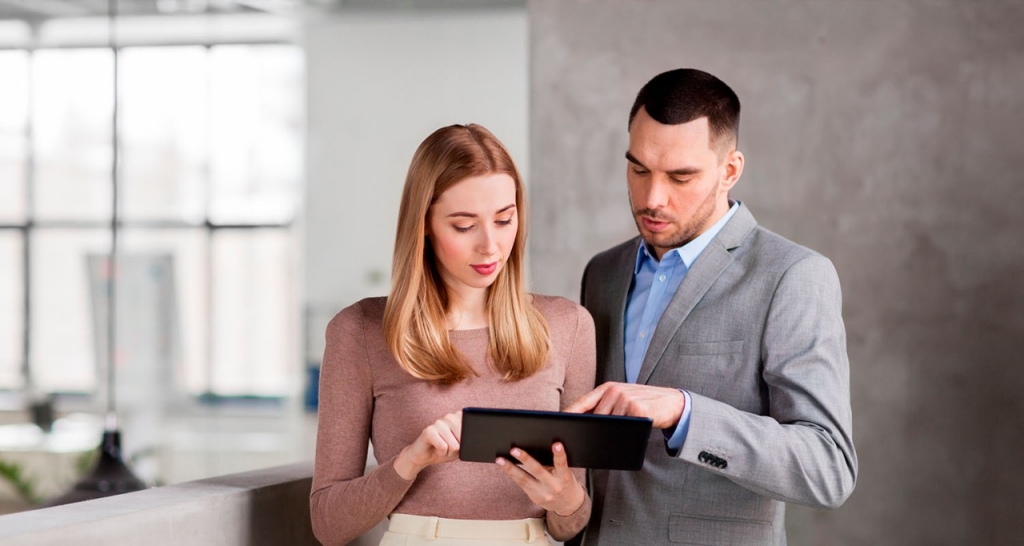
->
xmin=203 ymin=44 xmax=214 ymax=396
xmin=22 ymin=43 xmax=35 ymax=396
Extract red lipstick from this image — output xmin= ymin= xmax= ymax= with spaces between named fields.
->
xmin=472 ymin=262 xmax=498 ymax=275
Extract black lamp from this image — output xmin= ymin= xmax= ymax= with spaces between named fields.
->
xmin=44 ymin=420 xmax=146 ymax=506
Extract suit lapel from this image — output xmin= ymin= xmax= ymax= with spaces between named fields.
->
xmin=605 ymin=238 xmax=642 ymax=383
xmin=636 ymin=205 xmax=757 ymax=385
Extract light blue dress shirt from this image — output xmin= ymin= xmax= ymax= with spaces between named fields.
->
xmin=625 ymin=202 xmax=740 ymax=451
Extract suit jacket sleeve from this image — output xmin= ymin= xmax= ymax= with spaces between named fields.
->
xmin=679 ymin=254 xmax=858 ymax=509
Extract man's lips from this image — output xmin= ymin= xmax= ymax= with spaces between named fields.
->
xmin=471 ymin=262 xmax=498 ymax=275
xmin=641 ymin=217 xmax=671 ymax=232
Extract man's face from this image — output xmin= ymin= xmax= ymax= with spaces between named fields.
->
xmin=626 ymin=107 xmax=743 ymax=260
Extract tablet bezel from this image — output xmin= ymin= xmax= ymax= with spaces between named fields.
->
xmin=459 ymin=407 xmax=653 ymax=471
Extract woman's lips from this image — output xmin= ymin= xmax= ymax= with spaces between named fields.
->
xmin=471 ymin=262 xmax=498 ymax=275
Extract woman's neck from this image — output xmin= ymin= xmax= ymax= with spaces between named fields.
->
xmin=445 ymin=287 xmax=489 ymax=330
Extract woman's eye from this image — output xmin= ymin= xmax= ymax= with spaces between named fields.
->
xmin=496 ymin=218 xmax=514 ymax=226
xmin=454 ymin=225 xmax=472 ymax=233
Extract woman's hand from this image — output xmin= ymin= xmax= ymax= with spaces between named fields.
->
xmin=393 ymin=411 xmax=462 ymax=480
xmin=496 ymin=443 xmax=586 ymax=516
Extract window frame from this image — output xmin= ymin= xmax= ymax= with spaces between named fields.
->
xmin=0 ymin=40 xmax=303 ymax=412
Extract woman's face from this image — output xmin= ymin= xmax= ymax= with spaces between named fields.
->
xmin=427 ymin=172 xmax=518 ymax=298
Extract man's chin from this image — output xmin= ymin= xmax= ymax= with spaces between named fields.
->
xmin=641 ymin=230 xmax=695 ymax=251
xmin=642 ymin=233 xmax=677 ymax=250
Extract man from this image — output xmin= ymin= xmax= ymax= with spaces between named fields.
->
xmin=567 ymin=68 xmax=857 ymax=545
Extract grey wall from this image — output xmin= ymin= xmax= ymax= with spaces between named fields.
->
xmin=528 ymin=1 xmax=1024 ymax=544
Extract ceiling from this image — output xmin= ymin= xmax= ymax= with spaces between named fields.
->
xmin=0 ymin=0 xmax=523 ymax=21
xmin=0 ymin=0 xmax=300 ymax=20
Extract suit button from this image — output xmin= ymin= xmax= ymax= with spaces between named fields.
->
xmin=698 ymin=451 xmax=709 ymax=463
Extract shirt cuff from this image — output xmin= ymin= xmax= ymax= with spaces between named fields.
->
xmin=662 ymin=389 xmax=692 ymax=454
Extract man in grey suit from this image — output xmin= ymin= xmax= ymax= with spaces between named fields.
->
xmin=567 ymin=68 xmax=857 ymax=545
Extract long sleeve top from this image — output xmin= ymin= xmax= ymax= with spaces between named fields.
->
xmin=310 ymin=295 xmax=597 ymax=545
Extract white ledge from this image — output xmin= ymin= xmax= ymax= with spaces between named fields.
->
xmin=0 ymin=461 xmax=318 ymax=546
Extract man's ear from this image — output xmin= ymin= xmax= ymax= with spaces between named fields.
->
xmin=721 ymin=149 xmax=744 ymax=192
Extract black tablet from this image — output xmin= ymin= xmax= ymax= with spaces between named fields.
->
xmin=459 ymin=407 xmax=653 ymax=471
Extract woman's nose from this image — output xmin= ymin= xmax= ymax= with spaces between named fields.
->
xmin=477 ymin=225 xmax=499 ymax=255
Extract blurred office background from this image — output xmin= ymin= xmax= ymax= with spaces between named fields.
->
xmin=0 ymin=0 xmax=527 ymax=517
xmin=0 ymin=0 xmax=1022 ymax=544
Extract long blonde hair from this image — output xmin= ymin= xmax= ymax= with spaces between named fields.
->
xmin=382 ymin=124 xmax=549 ymax=384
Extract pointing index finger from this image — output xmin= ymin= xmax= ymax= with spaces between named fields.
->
xmin=565 ymin=383 xmax=611 ymax=414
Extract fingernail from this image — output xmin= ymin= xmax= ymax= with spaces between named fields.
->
xmin=496 ymin=458 xmax=505 ymax=466
xmin=510 ymin=448 xmax=520 ymax=457
xmin=554 ymin=443 xmax=563 ymax=452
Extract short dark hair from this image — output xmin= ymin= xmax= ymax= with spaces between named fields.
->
xmin=628 ymin=68 xmax=740 ymax=149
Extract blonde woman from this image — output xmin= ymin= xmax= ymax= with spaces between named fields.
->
xmin=310 ymin=124 xmax=596 ymax=546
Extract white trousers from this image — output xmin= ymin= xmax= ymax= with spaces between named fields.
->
xmin=380 ymin=514 xmax=554 ymax=546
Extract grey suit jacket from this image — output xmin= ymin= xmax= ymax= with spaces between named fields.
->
xmin=578 ymin=204 xmax=857 ymax=546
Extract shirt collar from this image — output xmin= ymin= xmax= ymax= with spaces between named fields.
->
xmin=633 ymin=200 xmax=741 ymax=274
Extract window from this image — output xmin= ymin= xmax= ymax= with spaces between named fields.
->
xmin=33 ymin=49 xmax=114 ymax=221
xmin=30 ymin=229 xmax=109 ymax=392
xmin=211 ymin=229 xmax=298 ymax=395
xmin=120 ymin=46 xmax=207 ymax=223
xmin=0 ymin=50 xmax=27 ymax=223
xmin=0 ymin=50 xmax=27 ymax=391
xmin=0 ymin=44 xmax=303 ymax=399
xmin=209 ymin=45 xmax=303 ymax=225
xmin=0 ymin=233 xmax=21 ymax=389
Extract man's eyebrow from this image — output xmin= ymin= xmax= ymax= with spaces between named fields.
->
xmin=447 ymin=204 xmax=516 ymax=219
xmin=625 ymin=151 xmax=702 ymax=176
xmin=625 ymin=151 xmax=646 ymax=168
xmin=667 ymin=166 xmax=702 ymax=176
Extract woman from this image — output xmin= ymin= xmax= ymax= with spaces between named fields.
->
xmin=310 ymin=124 xmax=596 ymax=545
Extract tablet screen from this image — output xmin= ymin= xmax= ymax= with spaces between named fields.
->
xmin=459 ymin=407 xmax=652 ymax=471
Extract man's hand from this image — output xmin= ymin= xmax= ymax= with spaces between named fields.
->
xmin=565 ymin=382 xmax=685 ymax=430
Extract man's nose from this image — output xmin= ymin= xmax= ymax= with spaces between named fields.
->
xmin=644 ymin=177 xmax=670 ymax=210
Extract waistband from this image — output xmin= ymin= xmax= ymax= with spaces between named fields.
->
xmin=388 ymin=514 xmax=548 ymax=542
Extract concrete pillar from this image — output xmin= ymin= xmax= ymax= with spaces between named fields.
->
xmin=528 ymin=1 xmax=1024 ymax=543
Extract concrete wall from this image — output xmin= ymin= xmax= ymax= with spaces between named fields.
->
xmin=0 ymin=462 xmax=319 ymax=546
xmin=528 ymin=1 xmax=1024 ymax=544
xmin=303 ymin=7 xmax=528 ymax=352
